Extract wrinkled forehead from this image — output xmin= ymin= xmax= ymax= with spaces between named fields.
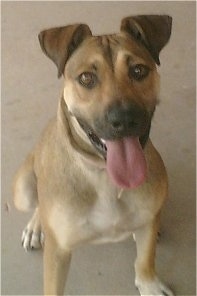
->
xmin=65 ymin=33 xmax=155 ymax=74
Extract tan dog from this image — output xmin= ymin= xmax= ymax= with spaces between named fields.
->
xmin=13 ymin=15 xmax=173 ymax=296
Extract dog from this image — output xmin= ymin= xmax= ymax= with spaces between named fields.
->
xmin=13 ymin=15 xmax=173 ymax=295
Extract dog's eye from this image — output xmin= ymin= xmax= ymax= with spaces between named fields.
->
xmin=78 ymin=72 xmax=97 ymax=89
xmin=129 ymin=64 xmax=150 ymax=81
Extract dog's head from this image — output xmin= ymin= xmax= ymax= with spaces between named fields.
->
xmin=39 ymin=15 xmax=172 ymax=188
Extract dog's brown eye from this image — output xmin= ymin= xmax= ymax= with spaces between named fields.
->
xmin=78 ymin=72 xmax=97 ymax=89
xmin=129 ymin=64 xmax=150 ymax=81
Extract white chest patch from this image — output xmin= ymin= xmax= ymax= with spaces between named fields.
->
xmin=87 ymin=193 xmax=132 ymax=242
xmin=49 ymin=187 xmax=155 ymax=250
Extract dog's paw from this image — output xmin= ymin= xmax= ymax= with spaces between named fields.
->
xmin=133 ymin=231 xmax=161 ymax=242
xmin=22 ymin=227 xmax=44 ymax=251
xmin=135 ymin=277 xmax=174 ymax=296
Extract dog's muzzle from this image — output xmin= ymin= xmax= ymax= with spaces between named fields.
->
xmin=76 ymin=102 xmax=154 ymax=189
xmin=77 ymin=102 xmax=153 ymax=158
xmin=96 ymin=102 xmax=150 ymax=140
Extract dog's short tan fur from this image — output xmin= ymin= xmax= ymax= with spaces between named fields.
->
xmin=13 ymin=15 xmax=174 ymax=295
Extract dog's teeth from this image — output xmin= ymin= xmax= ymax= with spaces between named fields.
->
xmin=101 ymin=138 xmax=106 ymax=144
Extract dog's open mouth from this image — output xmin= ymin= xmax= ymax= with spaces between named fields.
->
xmin=77 ymin=119 xmax=147 ymax=189
xmin=105 ymin=137 xmax=147 ymax=189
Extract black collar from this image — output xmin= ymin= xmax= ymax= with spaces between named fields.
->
xmin=77 ymin=118 xmax=107 ymax=159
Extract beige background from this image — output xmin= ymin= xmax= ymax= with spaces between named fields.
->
xmin=2 ymin=1 xmax=196 ymax=295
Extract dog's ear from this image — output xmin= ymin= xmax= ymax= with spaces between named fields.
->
xmin=120 ymin=15 xmax=172 ymax=65
xmin=38 ymin=24 xmax=92 ymax=78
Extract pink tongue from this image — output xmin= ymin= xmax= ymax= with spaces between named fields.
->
xmin=106 ymin=137 xmax=147 ymax=189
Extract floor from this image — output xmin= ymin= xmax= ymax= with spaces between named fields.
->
xmin=1 ymin=1 xmax=196 ymax=295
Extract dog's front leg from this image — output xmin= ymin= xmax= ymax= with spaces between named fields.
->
xmin=43 ymin=232 xmax=71 ymax=296
xmin=134 ymin=214 xmax=174 ymax=296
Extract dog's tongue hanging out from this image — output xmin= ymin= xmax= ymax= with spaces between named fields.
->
xmin=106 ymin=137 xmax=147 ymax=189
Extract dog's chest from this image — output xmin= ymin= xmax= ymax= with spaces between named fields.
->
xmin=87 ymin=192 xmax=134 ymax=243
xmin=49 ymin=184 xmax=155 ymax=249
xmin=83 ymin=190 xmax=154 ymax=247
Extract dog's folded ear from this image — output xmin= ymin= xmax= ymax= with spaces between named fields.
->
xmin=38 ymin=24 xmax=92 ymax=78
xmin=121 ymin=15 xmax=172 ymax=65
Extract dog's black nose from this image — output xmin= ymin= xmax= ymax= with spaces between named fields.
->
xmin=106 ymin=102 xmax=148 ymax=137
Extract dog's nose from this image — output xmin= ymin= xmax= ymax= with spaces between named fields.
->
xmin=106 ymin=103 xmax=147 ymax=136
